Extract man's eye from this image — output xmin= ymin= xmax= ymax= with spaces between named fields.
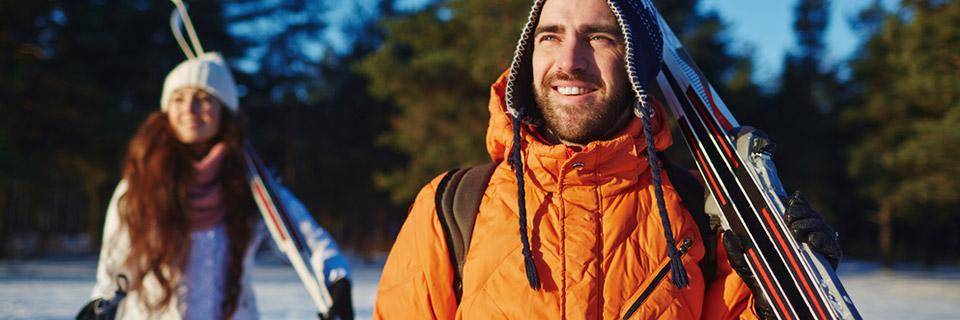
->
xmin=590 ymin=35 xmax=614 ymax=43
xmin=539 ymin=35 xmax=559 ymax=42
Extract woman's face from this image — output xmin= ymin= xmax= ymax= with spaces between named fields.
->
xmin=166 ymin=87 xmax=223 ymax=146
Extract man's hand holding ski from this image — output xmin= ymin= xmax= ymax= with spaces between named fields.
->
xmin=784 ymin=192 xmax=842 ymax=269
xmin=723 ymin=191 xmax=843 ymax=319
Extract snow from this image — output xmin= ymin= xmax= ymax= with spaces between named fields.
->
xmin=0 ymin=258 xmax=958 ymax=319
xmin=837 ymin=261 xmax=960 ymax=319
xmin=0 ymin=257 xmax=382 ymax=320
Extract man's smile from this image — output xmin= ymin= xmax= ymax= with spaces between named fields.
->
xmin=548 ymin=80 xmax=601 ymax=105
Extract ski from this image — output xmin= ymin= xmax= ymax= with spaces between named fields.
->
xmin=640 ymin=1 xmax=862 ymax=319
xmin=242 ymin=143 xmax=334 ymax=319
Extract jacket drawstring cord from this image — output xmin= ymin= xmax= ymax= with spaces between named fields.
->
xmin=510 ymin=114 xmax=542 ymax=290
xmin=636 ymin=93 xmax=690 ymax=289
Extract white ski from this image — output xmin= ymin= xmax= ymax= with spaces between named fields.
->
xmin=242 ymin=143 xmax=334 ymax=319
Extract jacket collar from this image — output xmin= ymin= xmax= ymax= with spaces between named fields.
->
xmin=485 ymin=71 xmax=673 ymax=191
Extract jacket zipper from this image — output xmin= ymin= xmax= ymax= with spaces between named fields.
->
xmin=621 ymin=238 xmax=693 ymax=320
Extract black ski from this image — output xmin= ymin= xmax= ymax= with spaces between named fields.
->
xmin=640 ymin=1 xmax=862 ymax=319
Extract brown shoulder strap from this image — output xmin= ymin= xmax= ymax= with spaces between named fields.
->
xmin=434 ymin=161 xmax=499 ymax=303
xmin=658 ymin=153 xmax=717 ymax=285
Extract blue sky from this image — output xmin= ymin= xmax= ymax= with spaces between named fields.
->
xmin=700 ymin=0 xmax=899 ymax=81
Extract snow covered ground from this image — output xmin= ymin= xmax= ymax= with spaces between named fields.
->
xmin=0 ymin=257 xmax=381 ymax=320
xmin=1 ymin=257 xmax=958 ymax=319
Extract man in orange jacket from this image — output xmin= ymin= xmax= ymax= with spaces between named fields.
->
xmin=374 ymin=0 xmax=842 ymax=319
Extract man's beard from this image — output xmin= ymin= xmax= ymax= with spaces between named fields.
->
xmin=534 ymin=70 xmax=631 ymax=145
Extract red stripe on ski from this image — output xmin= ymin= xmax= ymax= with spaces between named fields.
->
xmin=691 ymin=136 xmax=728 ymax=206
xmin=761 ymin=208 xmax=829 ymax=319
xmin=246 ymin=146 xmax=308 ymax=250
xmin=686 ymin=88 xmax=740 ymax=168
xmin=252 ymin=180 xmax=288 ymax=241
xmin=748 ymin=248 xmax=795 ymax=320
xmin=703 ymin=84 xmax=734 ymax=131
xmin=697 ymin=142 xmax=727 ymax=205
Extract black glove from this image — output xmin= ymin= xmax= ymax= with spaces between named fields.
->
xmin=723 ymin=230 xmax=777 ymax=319
xmin=784 ymin=191 xmax=842 ymax=269
xmin=76 ymin=275 xmax=128 ymax=320
xmin=723 ymin=191 xmax=843 ymax=319
xmin=327 ymin=278 xmax=355 ymax=320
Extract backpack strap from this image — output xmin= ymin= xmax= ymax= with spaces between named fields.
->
xmin=659 ymin=152 xmax=718 ymax=285
xmin=434 ymin=161 xmax=499 ymax=302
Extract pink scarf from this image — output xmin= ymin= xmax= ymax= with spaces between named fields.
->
xmin=186 ymin=143 xmax=229 ymax=231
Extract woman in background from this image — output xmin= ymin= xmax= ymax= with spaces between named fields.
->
xmin=86 ymin=52 xmax=354 ymax=319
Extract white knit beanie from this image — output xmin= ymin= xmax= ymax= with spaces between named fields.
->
xmin=162 ymin=0 xmax=238 ymax=113
xmin=160 ymin=52 xmax=239 ymax=113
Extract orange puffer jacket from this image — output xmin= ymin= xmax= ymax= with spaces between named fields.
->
xmin=374 ymin=72 xmax=758 ymax=319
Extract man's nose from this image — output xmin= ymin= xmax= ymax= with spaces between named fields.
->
xmin=555 ymin=38 xmax=589 ymax=73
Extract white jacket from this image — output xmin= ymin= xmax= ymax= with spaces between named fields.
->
xmin=90 ymin=181 xmax=350 ymax=319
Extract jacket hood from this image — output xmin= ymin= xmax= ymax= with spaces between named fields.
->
xmin=503 ymin=0 xmax=663 ymax=121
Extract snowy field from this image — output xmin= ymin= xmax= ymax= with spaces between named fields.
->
xmin=0 ymin=257 xmax=381 ymax=320
xmin=1 ymin=257 xmax=958 ymax=319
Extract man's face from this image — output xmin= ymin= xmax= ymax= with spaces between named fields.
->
xmin=532 ymin=0 xmax=630 ymax=145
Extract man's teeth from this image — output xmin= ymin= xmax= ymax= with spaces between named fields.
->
xmin=557 ymin=87 xmax=591 ymax=95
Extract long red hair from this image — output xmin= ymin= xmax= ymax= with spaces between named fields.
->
xmin=118 ymin=110 xmax=254 ymax=318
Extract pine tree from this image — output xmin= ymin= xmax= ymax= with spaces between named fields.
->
xmin=226 ymin=0 xmax=400 ymax=252
xmin=846 ymin=0 xmax=960 ymax=264
xmin=763 ymin=0 xmax=863 ymax=244
xmin=0 ymin=1 xmax=60 ymax=254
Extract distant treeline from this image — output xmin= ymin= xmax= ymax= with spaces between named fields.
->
xmin=1 ymin=0 xmax=956 ymax=266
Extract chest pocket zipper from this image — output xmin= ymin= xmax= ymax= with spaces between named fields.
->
xmin=621 ymin=238 xmax=693 ymax=320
